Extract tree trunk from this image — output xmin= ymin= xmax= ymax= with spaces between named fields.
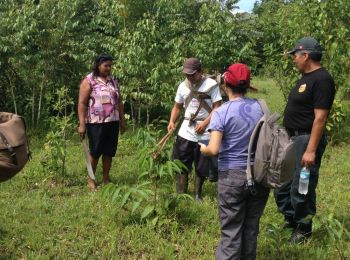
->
xmin=61 ymin=98 xmax=67 ymax=176
xmin=146 ymin=107 xmax=150 ymax=125
xmin=5 ymin=73 xmax=17 ymax=114
xmin=130 ymin=100 xmax=135 ymax=131
xmin=138 ymin=103 xmax=141 ymax=126
xmin=10 ymin=86 xmax=17 ymax=114
xmin=32 ymin=86 xmax=35 ymax=127
xmin=37 ymin=75 xmax=45 ymax=126
xmin=137 ymin=87 xmax=141 ymax=126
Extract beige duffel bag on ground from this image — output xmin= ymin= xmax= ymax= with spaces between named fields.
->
xmin=0 ymin=112 xmax=31 ymax=182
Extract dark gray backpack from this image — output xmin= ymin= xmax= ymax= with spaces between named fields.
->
xmin=246 ymin=100 xmax=296 ymax=191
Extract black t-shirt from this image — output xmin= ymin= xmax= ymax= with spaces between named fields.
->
xmin=283 ymin=67 xmax=335 ymax=130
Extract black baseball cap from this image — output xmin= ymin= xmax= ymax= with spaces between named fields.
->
xmin=288 ymin=37 xmax=322 ymax=55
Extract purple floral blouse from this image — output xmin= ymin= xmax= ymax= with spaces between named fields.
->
xmin=85 ymin=73 xmax=120 ymax=124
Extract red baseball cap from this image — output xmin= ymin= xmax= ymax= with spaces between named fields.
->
xmin=224 ymin=63 xmax=251 ymax=88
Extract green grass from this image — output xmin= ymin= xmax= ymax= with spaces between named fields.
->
xmin=0 ymin=78 xmax=349 ymax=259
xmin=249 ymin=77 xmax=287 ymax=114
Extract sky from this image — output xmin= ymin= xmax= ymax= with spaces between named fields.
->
xmin=237 ymin=0 xmax=256 ymax=12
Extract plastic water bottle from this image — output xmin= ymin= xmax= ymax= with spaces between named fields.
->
xmin=298 ymin=167 xmax=310 ymax=195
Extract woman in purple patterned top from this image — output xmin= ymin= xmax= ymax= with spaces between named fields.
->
xmin=78 ymin=54 xmax=126 ymax=191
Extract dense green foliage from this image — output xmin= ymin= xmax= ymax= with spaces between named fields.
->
xmin=1 ymin=0 xmax=349 ymax=132
xmin=1 ymin=1 xmax=350 ymax=258
xmin=255 ymin=0 xmax=350 ymax=95
xmin=0 ymin=0 xmax=252 ymax=126
xmin=253 ymin=0 xmax=350 ymax=141
xmin=0 ymin=0 xmax=124 ymax=126
xmin=1 ymin=79 xmax=350 ymax=259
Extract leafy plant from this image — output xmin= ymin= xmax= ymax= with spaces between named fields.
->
xmin=41 ymin=86 xmax=74 ymax=177
xmin=326 ymin=99 xmax=347 ymax=143
xmin=313 ymin=214 xmax=350 ymax=259
xmin=101 ymin=125 xmax=190 ymax=225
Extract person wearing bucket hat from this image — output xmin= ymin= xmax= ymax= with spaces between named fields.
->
xmin=167 ymin=57 xmax=222 ymax=202
xmin=275 ymin=37 xmax=336 ymax=244
xmin=200 ymin=63 xmax=269 ymax=259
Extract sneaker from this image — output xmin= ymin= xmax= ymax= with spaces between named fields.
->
xmin=288 ymin=229 xmax=311 ymax=244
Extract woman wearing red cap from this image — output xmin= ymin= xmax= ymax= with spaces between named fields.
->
xmin=200 ymin=63 xmax=269 ymax=260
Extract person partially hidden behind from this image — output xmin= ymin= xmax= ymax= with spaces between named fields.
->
xmin=200 ymin=63 xmax=269 ymax=260
xmin=275 ymin=37 xmax=335 ymax=243
xmin=78 ymin=54 xmax=126 ymax=191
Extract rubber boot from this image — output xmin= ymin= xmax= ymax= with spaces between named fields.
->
xmin=176 ymin=173 xmax=188 ymax=194
xmin=195 ymin=175 xmax=205 ymax=202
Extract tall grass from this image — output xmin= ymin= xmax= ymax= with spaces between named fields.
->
xmin=0 ymin=78 xmax=349 ymax=259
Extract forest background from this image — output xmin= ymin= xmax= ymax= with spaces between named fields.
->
xmin=0 ymin=0 xmax=349 ymax=258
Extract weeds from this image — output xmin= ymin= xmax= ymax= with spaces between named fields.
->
xmin=0 ymin=79 xmax=349 ymax=259
xmin=41 ymin=86 xmax=75 ymax=177
xmin=101 ymin=125 xmax=191 ymax=225
xmin=314 ymin=214 xmax=350 ymax=259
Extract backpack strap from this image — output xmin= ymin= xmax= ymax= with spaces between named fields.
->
xmin=245 ymin=99 xmax=269 ymax=195
xmin=183 ymin=77 xmax=207 ymax=110
xmin=183 ymin=78 xmax=219 ymax=124
xmin=257 ymin=99 xmax=270 ymax=115
xmin=258 ymin=99 xmax=281 ymax=126
xmin=20 ymin=116 xmax=31 ymax=160
xmin=246 ymin=119 xmax=263 ymax=194
xmin=0 ymin=130 xmax=17 ymax=165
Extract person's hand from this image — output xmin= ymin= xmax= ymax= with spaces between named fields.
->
xmin=195 ymin=122 xmax=207 ymax=134
xmin=198 ymin=142 xmax=208 ymax=156
xmin=78 ymin=124 xmax=86 ymax=141
xmin=167 ymin=121 xmax=175 ymax=133
xmin=120 ymin=120 xmax=126 ymax=134
xmin=301 ymin=151 xmax=316 ymax=167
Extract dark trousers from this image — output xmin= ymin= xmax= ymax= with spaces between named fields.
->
xmin=274 ymin=134 xmax=327 ymax=229
xmin=86 ymin=121 xmax=119 ymax=159
xmin=173 ymin=135 xmax=213 ymax=177
xmin=216 ymin=170 xmax=269 ymax=260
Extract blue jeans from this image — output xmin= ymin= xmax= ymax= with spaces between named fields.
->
xmin=274 ymin=134 xmax=327 ymax=229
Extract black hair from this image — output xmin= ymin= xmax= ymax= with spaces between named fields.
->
xmin=309 ymin=52 xmax=322 ymax=62
xmin=92 ymin=54 xmax=113 ymax=77
xmin=221 ymin=63 xmax=231 ymax=74
xmin=226 ymin=81 xmax=248 ymax=95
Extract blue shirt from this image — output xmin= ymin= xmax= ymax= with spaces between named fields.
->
xmin=208 ymin=98 xmax=263 ymax=171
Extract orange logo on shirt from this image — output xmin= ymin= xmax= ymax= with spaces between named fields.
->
xmin=298 ymin=84 xmax=307 ymax=93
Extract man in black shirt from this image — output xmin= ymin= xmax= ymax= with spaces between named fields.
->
xmin=275 ymin=37 xmax=335 ymax=243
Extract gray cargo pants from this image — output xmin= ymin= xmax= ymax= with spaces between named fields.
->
xmin=216 ymin=169 xmax=269 ymax=260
